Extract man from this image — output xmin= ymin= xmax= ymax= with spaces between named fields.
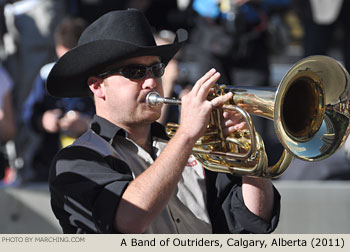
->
xmin=0 ymin=63 xmax=15 ymax=183
xmin=46 ymin=9 xmax=280 ymax=234
xmin=22 ymin=17 xmax=94 ymax=182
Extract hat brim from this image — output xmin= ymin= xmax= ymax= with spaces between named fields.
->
xmin=46 ymin=29 xmax=187 ymax=97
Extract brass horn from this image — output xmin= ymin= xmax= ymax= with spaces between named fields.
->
xmin=146 ymin=55 xmax=350 ymax=178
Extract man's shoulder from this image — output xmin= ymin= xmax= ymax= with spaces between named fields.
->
xmin=50 ymin=131 xmax=115 ymax=174
xmin=49 ymin=130 xmax=110 ymax=162
xmin=66 ymin=129 xmax=121 ymax=159
xmin=50 ymin=129 xmax=132 ymax=180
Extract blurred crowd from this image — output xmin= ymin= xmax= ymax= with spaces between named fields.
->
xmin=0 ymin=0 xmax=349 ymax=185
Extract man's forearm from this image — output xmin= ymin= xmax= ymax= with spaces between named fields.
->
xmin=115 ymin=130 xmax=195 ymax=233
xmin=241 ymin=177 xmax=274 ymax=222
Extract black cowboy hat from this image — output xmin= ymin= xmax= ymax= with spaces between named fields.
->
xmin=46 ymin=9 xmax=188 ymax=97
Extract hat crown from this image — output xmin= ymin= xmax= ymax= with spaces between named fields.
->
xmin=47 ymin=9 xmax=187 ymax=98
xmin=78 ymin=9 xmax=156 ymax=47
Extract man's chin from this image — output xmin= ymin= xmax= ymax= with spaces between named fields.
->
xmin=138 ymin=109 xmax=161 ymax=123
xmin=147 ymin=111 xmax=161 ymax=122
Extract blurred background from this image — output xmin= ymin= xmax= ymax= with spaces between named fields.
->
xmin=0 ymin=0 xmax=349 ymax=234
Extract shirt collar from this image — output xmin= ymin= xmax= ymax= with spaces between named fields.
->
xmin=90 ymin=114 xmax=169 ymax=143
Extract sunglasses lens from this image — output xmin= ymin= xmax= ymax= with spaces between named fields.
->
xmin=100 ymin=63 xmax=166 ymax=79
xmin=121 ymin=66 xmax=146 ymax=79
xmin=151 ymin=64 xmax=165 ymax=78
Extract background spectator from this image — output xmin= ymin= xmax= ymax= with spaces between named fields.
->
xmin=0 ymin=62 xmax=15 ymax=184
xmin=21 ymin=17 xmax=95 ymax=182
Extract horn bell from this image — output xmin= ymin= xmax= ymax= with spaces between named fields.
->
xmin=146 ymin=55 xmax=350 ymax=178
xmin=274 ymin=55 xmax=350 ymax=161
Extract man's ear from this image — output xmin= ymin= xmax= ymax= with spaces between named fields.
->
xmin=88 ymin=77 xmax=105 ymax=99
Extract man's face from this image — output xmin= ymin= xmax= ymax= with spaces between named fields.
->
xmin=99 ymin=56 xmax=164 ymax=127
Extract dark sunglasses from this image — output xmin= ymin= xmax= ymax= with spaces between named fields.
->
xmin=97 ymin=63 xmax=165 ymax=80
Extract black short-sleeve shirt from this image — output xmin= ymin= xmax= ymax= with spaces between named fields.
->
xmin=49 ymin=115 xmax=281 ymax=233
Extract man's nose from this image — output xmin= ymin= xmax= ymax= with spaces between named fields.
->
xmin=142 ymin=72 xmax=159 ymax=89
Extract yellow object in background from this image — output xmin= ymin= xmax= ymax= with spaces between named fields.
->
xmin=219 ymin=0 xmax=231 ymax=13
xmin=60 ymin=135 xmax=75 ymax=148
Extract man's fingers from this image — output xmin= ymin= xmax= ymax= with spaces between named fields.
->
xmin=210 ymin=92 xmax=233 ymax=108
xmin=191 ymin=68 xmax=217 ymax=95
xmin=197 ymin=72 xmax=221 ymax=100
xmin=222 ymin=122 xmax=248 ymax=136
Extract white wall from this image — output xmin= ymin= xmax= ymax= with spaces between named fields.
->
xmin=1 ymin=181 xmax=349 ymax=234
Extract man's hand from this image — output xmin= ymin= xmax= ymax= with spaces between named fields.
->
xmin=221 ymin=108 xmax=248 ymax=137
xmin=59 ymin=110 xmax=89 ymax=138
xmin=178 ymin=69 xmax=233 ymax=143
xmin=42 ymin=109 xmax=62 ymax=133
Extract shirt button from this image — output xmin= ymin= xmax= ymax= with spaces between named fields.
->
xmin=176 ymin=218 xmax=180 ymax=223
